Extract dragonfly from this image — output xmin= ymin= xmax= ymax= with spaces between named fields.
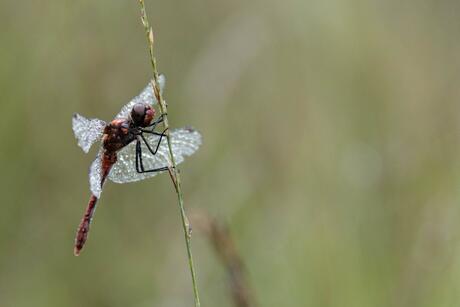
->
xmin=72 ymin=75 xmax=202 ymax=256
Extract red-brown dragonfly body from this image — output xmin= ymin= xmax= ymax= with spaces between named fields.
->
xmin=74 ymin=105 xmax=155 ymax=255
xmin=72 ymin=77 xmax=201 ymax=256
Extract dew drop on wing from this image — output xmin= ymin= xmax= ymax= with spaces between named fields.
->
xmin=89 ymin=149 xmax=104 ymax=198
xmin=72 ymin=113 xmax=106 ymax=153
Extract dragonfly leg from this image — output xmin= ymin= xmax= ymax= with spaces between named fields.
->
xmin=146 ymin=113 xmax=166 ymax=129
xmin=135 ymin=139 xmax=145 ymax=173
xmin=135 ymin=135 xmax=171 ymax=174
xmin=140 ymin=126 xmax=168 ymax=135
xmin=136 ymin=165 xmax=170 ymax=174
xmin=140 ymin=128 xmax=168 ymax=155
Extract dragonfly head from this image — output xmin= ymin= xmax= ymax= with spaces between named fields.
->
xmin=131 ymin=103 xmax=155 ymax=127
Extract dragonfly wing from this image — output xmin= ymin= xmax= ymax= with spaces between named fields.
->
xmin=89 ymin=149 xmax=104 ymax=198
xmin=72 ymin=113 xmax=106 ymax=153
xmin=108 ymin=127 xmax=202 ymax=184
xmin=115 ymin=75 xmax=166 ymax=120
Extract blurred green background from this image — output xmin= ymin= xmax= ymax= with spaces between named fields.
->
xmin=1 ymin=1 xmax=460 ymax=306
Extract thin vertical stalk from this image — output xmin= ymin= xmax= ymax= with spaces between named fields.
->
xmin=138 ymin=1 xmax=201 ymax=306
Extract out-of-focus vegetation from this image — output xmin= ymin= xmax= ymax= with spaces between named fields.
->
xmin=1 ymin=1 xmax=460 ymax=306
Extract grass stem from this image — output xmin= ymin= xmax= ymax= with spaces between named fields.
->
xmin=138 ymin=1 xmax=201 ymax=306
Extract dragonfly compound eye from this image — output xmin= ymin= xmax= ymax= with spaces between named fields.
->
xmin=144 ymin=106 xmax=155 ymax=126
xmin=131 ymin=103 xmax=155 ymax=127
xmin=131 ymin=103 xmax=147 ymax=126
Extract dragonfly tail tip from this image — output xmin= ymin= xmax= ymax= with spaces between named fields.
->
xmin=74 ymin=247 xmax=81 ymax=256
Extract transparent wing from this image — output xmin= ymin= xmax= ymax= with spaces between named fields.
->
xmin=115 ymin=75 xmax=166 ymax=120
xmin=72 ymin=113 xmax=106 ymax=153
xmin=89 ymin=149 xmax=104 ymax=198
xmin=108 ymin=127 xmax=202 ymax=184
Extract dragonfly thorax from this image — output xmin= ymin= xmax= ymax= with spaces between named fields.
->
xmin=102 ymin=119 xmax=136 ymax=152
